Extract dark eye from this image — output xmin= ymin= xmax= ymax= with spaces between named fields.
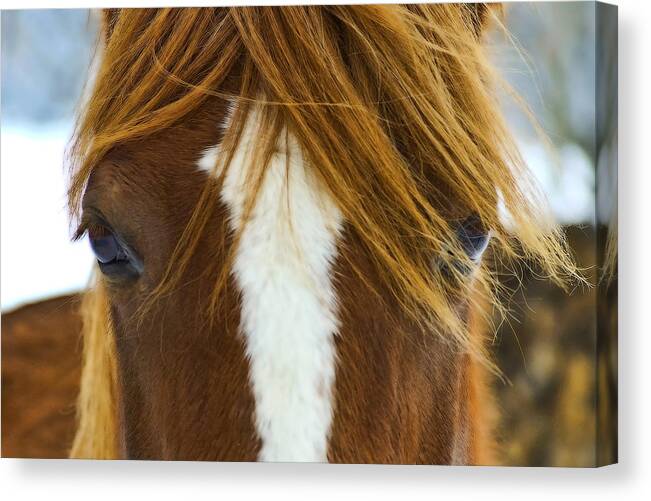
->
xmin=455 ymin=214 xmax=490 ymax=263
xmin=88 ymin=226 xmax=143 ymax=280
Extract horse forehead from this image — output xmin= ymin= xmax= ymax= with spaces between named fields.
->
xmin=89 ymin=96 xmax=231 ymax=184
xmin=87 ymin=129 xmax=220 ymax=196
xmin=84 ymin=151 xmax=168 ymax=204
xmin=80 ymin=147 xmax=212 ymax=251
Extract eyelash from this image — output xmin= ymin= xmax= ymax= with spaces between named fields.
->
xmin=76 ymin=218 xmax=143 ymax=280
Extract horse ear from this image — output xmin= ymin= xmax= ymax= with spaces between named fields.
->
xmin=465 ymin=3 xmax=502 ymax=38
xmin=101 ymin=9 xmax=120 ymax=42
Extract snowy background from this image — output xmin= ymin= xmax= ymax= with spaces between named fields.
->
xmin=0 ymin=5 xmax=597 ymax=311
xmin=2 ymin=10 xmax=98 ymax=310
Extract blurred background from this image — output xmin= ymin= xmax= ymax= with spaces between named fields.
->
xmin=0 ymin=4 xmax=617 ymax=466
xmin=1 ymin=10 xmax=97 ymax=310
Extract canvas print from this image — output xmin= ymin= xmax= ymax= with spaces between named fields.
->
xmin=1 ymin=3 xmax=618 ymax=466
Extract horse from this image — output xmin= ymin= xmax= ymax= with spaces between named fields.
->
xmin=63 ymin=5 xmax=578 ymax=463
xmin=1 ymin=294 xmax=83 ymax=459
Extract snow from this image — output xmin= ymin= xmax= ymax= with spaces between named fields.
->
xmin=1 ymin=123 xmax=95 ymax=311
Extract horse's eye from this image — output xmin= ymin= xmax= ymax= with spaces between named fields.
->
xmin=88 ymin=226 xmax=142 ymax=280
xmin=455 ymin=214 xmax=490 ymax=263
xmin=89 ymin=230 xmax=123 ymax=263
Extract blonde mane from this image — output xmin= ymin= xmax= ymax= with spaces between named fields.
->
xmin=68 ymin=5 xmax=579 ymax=459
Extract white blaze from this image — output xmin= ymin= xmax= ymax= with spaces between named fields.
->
xmin=197 ymin=107 xmax=343 ymax=462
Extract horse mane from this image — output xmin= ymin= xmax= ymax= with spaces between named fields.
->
xmin=70 ymin=277 xmax=119 ymax=458
xmin=68 ymin=5 xmax=580 ymax=459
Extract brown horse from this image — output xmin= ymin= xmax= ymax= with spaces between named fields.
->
xmin=2 ymin=294 xmax=82 ymax=459
xmin=14 ymin=5 xmax=578 ymax=463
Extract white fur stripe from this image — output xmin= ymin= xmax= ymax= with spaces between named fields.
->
xmin=197 ymin=107 xmax=343 ymax=462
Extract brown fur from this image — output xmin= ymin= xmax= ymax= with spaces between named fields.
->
xmin=70 ymin=99 xmax=260 ymax=460
xmin=328 ymin=230 xmax=481 ymax=463
xmin=2 ymin=295 xmax=82 ymax=458
xmin=64 ymin=5 xmax=579 ymax=462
